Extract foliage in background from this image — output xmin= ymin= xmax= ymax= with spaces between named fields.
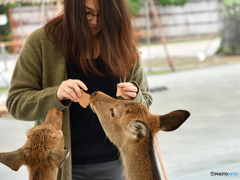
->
xmin=160 ymin=0 xmax=188 ymax=6
xmin=126 ymin=0 xmax=146 ymax=16
xmin=223 ymin=0 xmax=240 ymax=15
xmin=0 ymin=3 xmax=16 ymax=40
xmin=0 ymin=1 xmax=48 ymax=41
xmin=126 ymin=0 xmax=188 ymax=16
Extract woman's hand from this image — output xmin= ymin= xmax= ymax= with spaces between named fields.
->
xmin=118 ymin=82 xmax=138 ymax=100
xmin=57 ymin=79 xmax=88 ymax=102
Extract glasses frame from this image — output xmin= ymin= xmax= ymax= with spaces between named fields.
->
xmin=86 ymin=12 xmax=100 ymax=20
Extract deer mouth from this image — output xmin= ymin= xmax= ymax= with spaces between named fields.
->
xmin=90 ymin=103 xmax=96 ymax=113
xmin=90 ymin=91 xmax=113 ymax=115
xmin=89 ymin=92 xmax=97 ymax=113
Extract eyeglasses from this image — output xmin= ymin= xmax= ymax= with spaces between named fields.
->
xmin=86 ymin=12 xmax=100 ymax=20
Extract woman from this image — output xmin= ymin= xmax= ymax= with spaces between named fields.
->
xmin=6 ymin=0 xmax=152 ymax=179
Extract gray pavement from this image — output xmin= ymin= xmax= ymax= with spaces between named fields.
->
xmin=1 ymin=62 xmax=240 ymax=179
xmin=148 ymin=62 xmax=240 ymax=180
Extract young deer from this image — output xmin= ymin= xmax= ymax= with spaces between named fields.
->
xmin=0 ymin=108 xmax=68 ymax=180
xmin=90 ymin=91 xmax=190 ymax=180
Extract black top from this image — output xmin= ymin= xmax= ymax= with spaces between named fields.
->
xmin=67 ymin=58 xmax=120 ymax=164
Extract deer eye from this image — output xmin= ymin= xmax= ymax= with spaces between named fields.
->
xmin=110 ymin=108 xmax=115 ymax=117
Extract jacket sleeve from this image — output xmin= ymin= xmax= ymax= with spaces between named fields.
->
xmin=6 ymin=31 xmax=70 ymax=121
xmin=121 ymin=60 xmax=153 ymax=108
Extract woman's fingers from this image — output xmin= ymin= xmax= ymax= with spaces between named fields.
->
xmin=63 ymin=86 xmax=79 ymax=102
xmin=75 ymin=80 xmax=88 ymax=91
xmin=121 ymin=84 xmax=138 ymax=93
xmin=121 ymin=92 xmax=137 ymax=100
xmin=57 ymin=79 xmax=88 ymax=102
xmin=118 ymin=82 xmax=138 ymax=99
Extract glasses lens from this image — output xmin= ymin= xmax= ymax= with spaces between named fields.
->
xmin=86 ymin=14 xmax=92 ymax=20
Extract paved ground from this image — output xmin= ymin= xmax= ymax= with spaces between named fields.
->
xmin=148 ymin=62 xmax=240 ymax=180
xmin=1 ymin=62 xmax=240 ymax=179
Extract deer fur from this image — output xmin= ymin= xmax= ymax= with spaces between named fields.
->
xmin=90 ymin=91 xmax=190 ymax=180
xmin=0 ymin=108 xmax=68 ymax=180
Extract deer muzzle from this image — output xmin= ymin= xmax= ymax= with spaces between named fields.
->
xmin=90 ymin=91 xmax=118 ymax=113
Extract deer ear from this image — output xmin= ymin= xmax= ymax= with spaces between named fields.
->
xmin=0 ymin=149 xmax=25 ymax=171
xmin=128 ymin=120 xmax=148 ymax=140
xmin=159 ymin=110 xmax=190 ymax=131
xmin=50 ymin=148 xmax=68 ymax=168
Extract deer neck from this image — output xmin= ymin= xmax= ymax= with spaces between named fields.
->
xmin=28 ymin=166 xmax=58 ymax=180
xmin=120 ymin=134 xmax=161 ymax=180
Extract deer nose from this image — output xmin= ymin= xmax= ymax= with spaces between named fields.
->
xmin=91 ymin=91 xmax=97 ymax=96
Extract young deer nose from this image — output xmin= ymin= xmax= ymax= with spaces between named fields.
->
xmin=91 ymin=91 xmax=97 ymax=96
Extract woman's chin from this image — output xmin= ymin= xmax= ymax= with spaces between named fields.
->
xmin=91 ymin=29 xmax=101 ymax=36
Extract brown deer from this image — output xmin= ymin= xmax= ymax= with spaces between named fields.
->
xmin=0 ymin=108 xmax=68 ymax=180
xmin=90 ymin=91 xmax=190 ymax=180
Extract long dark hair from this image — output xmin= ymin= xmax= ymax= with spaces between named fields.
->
xmin=44 ymin=0 xmax=139 ymax=78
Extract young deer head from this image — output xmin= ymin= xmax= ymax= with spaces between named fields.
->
xmin=0 ymin=108 xmax=68 ymax=180
xmin=90 ymin=91 xmax=190 ymax=180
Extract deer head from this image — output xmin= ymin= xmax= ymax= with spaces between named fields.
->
xmin=0 ymin=108 xmax=68 ymax=180
xmin=90 ymin=91 xmax=190 ymax=148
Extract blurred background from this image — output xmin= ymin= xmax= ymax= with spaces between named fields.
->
xmin=0 ymin=0 xmax=240 ymax=180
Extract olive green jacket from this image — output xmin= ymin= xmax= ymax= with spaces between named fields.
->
xmin=6 ymin=27 xmax=152 ymax=180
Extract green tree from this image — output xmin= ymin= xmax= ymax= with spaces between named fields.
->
xmin=160 ymin=0 xmax=188 ymax=6
xmin=126 ymin=0 xmax=145 ymax=15
xmin=217 ymin=0 xmax=240 ymax=55
xmin=0 ymin=4 xmax=14 ymax=40
xmin=0 ymin=1 xmax=41 ymax=39
xmin=126 ymin=0 xmax=188 ymax=16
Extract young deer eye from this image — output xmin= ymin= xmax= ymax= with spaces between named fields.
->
xmin=110 ymin=108 xmax=115 ymax=117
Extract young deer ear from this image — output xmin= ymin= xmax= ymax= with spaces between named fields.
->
xmin=128 ymin=120 xmax=148 ymax=140
xmin=0 ymin=149 xmax=25 ymax=171
xmin=50 ymin=148 xmax=68 ymax=168
xmin=159 ymin=110 xmax=190 ymax=131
